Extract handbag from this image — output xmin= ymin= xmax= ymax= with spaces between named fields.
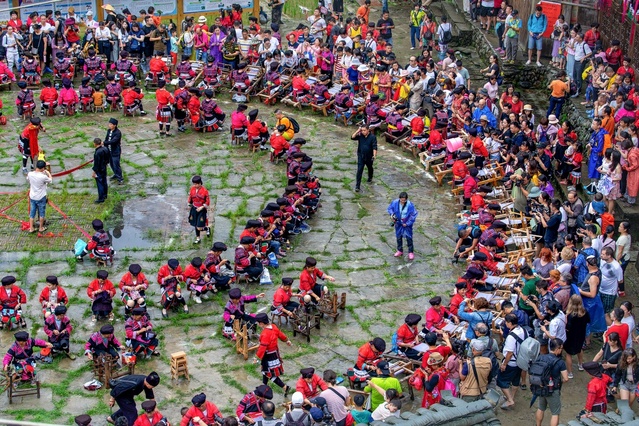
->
xmin=596 ymin=175 xmax=614 ymax=196
xmin=259 ymin=267 xmax=273 ymax=285
xmin=30 ymin=34 xmax=42 ymax=55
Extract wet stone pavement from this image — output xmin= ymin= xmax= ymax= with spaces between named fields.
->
xmin=0 ymin=70 xmax=464 ymax=425
xmin=0 ymin=3 xmax=629 ymax=426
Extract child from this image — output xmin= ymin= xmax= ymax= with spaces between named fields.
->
xmin=39 ymin=79 xmax=59 ymax=115
xmin=155 ymin=80 xmax=175 ymax=137
xmin=53 ymin=51 xmax=74 ymax=81
xmin=222 ymin=288 xmax=265 ymax=339
xmin=169 ymin=28 xmax=179 ymax=69
xmin=15 ymin=81 xmax=35 ymax=118
xmin=92 ymin=89 xmax=105 ymax=112
xmin=350 ymin=394 xmax=372 ymax=424
xmin=582 ymin=361 xmax=612 ymax=414
xmin=369 ymin=386 xmax=402 ymax=422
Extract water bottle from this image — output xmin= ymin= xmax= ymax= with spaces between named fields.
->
xmin=548 ymin=376 xmax=554 ymax=391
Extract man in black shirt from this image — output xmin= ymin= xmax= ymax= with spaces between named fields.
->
xmin=107 ymin=372 xmax=160 ymax=425
xmin=377 ymin=44 xmax=396 ymax=66
xmin=142 ymin=16 xmax=157 ymax=67
xmin=103 ymin=118 xmax=123 ymax=185
xmin=92 ymin=137 xmax=111 ymax=204
xmin=376 ymin=12 xmax=395 ymax=46
xmin=533 ymin=338 xmax=568 ymax=426
xmin=351 ymin=125 xmax=377 ymax=192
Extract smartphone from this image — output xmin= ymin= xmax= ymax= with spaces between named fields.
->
xmin=336 ymin=376 xmax=344 ymax=385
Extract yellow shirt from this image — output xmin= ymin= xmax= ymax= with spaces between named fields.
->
xmin=277 ymin=116 xmax=294 ymax=140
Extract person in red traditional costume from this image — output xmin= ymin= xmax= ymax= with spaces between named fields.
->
xmin=155 ymin=80 xmax=175 ymax=137
xmin=188 ymin=175 xmax=210 ymax=244
xmin=295 ymin=367 xmax=328 ymax=406
xmin=156 ymin=258 xmax=188 ymax=318
xmin=254 ymin=312 xmax=292 ymax=396
xmin=299 ymin=257 xmax=335 ymax=304
xmin=180 ymin=393 xmax=223 ymax=426
xmin=18 ymin=117 xmax=44 ymax=175
xmin=133 ymin=400 xmax=169 ymax=426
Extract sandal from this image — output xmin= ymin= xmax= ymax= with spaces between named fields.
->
xmin=29 ymin=229 xmax=37 ymax=234
xmin=39 ymin=227 xmax=47 ymax=232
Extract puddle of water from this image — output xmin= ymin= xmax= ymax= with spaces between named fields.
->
xmin=107 ymin=196 xmax=181 ymax=249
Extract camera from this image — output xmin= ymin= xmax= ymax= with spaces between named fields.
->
xmin=389 ymin=214 xmax=397 ymax=227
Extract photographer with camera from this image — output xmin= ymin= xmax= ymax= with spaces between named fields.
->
xmin=563 ymin=190 xmax=584 ymax=235
xmin=510 ymin=170 xmax=534 ymax=213
xmin=459 ymin=339 xmax=492 ymax=402
xmin=533 ymin=199 xmax=562 ymax=248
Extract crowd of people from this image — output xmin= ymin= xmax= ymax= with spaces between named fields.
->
xmin=1 ymin=0 xmax=639 ymax=425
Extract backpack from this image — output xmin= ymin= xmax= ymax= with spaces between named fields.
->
xmin=441 ymin=25 xmax=452 ymax=44
xmin=285 ymin=412 xmax=309 ymax=426
xmin=287 ymin=116 xmax=300 ymax=133
xmin=510 ymin=328 xmax=540 ymax=371
xmin=391 ymin=332 xmax=399 ymax=353
xmin=567 ymin=80 xmax=578 ymax=98
xmin=528 ymin=354 xmax=560 ymax=396
xmin=482 ymin=338 xmax=500 ymax=383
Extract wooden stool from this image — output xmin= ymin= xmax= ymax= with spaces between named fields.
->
xmin=170 ymin=351 xmax=190 ymax=380
xmin=270 ymin=311 xmax=289 ymax=327
xmin=233 ymin=319 xmax=259 ymax=360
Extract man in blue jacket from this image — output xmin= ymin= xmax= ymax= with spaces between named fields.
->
xmin=387 ymin=192 xmax=418 ymax=260
xmin=527 ymin=5 xmax=547 ymax=67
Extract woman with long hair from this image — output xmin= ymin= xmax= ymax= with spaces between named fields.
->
xmin=593 ymin=331 xmax=623 ymax=378
xmin=621 ymin=301 xmax=636 ymax=349
xmin=564 ymin=295 xmax=590 ymax=377
xmin=613 ymin=348 xmax=639 ymax=406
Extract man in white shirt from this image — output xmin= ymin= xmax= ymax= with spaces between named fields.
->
xmin=26 ymin=160 xmax=52 ymax=233
xmin=405 ymin=57 xmax=420 ymax=75
xmin=497 ymin=313 xmax=527 ymax=410
xmin=306 ymin=8 xmax=327 ymax=38
xmin=572 ymin=32 xmax=592 ymax=97
xmin=334 ymin=32 xmax=353 ymax=49
xmin=600 ymin=246 xmax=623 ymax=321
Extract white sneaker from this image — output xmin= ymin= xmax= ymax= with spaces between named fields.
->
xmin=578 ymin=364 xmax=584 ymax=371
xmin=536 ymin=61 xmax=543 ymax=67
xmin=568 ymin=372 xmax=574 ymax=379
xmin=193 ymin=296 xmax=202 ymax=304
xmin=525 ymin=60 xmax=531 ymax=65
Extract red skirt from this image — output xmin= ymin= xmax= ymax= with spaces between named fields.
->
xmin=261 ymin=350 xmax=283 ymax=378
xmin=156 ymin=105 xmax=173 ymax=123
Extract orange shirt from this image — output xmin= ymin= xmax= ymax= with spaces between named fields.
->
xmin=549 ymin=79 xmax=569 ymax=98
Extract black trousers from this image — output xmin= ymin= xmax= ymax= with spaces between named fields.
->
xmin=356 ymin=155 xmax=374 ymax=188
xmin=95 ymin=172 xmax=108 ymax=201
xmin=113 ymin=396 xmax=138 ymax=426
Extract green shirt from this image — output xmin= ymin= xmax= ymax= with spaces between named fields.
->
xmin=518 ymin=276 xmax=540 ymax=312
xmin=410 ymin=10 xmax=426 ymax=27
xmin=363 ymin=376 xmax=402 ymax=410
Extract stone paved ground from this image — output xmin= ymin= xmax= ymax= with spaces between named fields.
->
xmin=0 ymin=2 xmax=636 ymax=426
xmin=0 ymin=69 xmax=464 ymax=425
